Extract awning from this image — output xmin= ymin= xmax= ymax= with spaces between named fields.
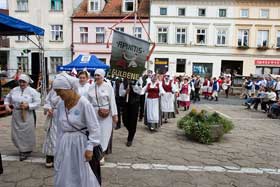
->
xmin=0 ymin=13 xmax=44 ymax=36
xmin=57 ymin=54 xmax=110 ymax=71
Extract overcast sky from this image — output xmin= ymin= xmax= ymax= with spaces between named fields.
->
xmin=0 ymin=0 xmax=7 ymax=9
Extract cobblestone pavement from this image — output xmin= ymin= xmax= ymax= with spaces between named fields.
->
xmin=0 ymin=98 xmax=280 ymax=187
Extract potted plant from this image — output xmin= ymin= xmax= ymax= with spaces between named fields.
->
xmin=177 ymin=109 xmax=234 ymax=144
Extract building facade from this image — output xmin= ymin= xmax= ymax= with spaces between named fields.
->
xmin=0 ymin=8 xmax=9 ymax=73
xmin=149 ymin=0 xmax=280 ymax=77
xmin=72 ymin=0 xmax=149 ymax=65
xmin=8 ymin=0 xmax=83 ymax=78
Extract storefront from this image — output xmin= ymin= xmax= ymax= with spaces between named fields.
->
xmin=255 ymin=60 xmax=280 ymax=75
xmin=154 ymin=58 xmax=169 ymax=74
xmin=192 ymin=63 xmax=213 ymax=78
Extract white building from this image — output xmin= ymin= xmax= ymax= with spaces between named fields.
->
xmin=149 ymin=0 xmax=280 ymax=78
xmin=8 ymin=0 xmax=83 ymax=80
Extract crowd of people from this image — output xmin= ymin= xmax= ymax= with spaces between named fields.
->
xmin=2 ymin=68 xmax=266 ymax=187
xmin=242 ymin=76 xmax=280 ymax=119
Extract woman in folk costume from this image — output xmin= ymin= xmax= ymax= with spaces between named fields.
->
xmin=161 ymin=73 xmax=176 ymax=123
xmin=119 ymin=78 xmax=142 ymax=146
xmin=172 ymin=76 xmax=180 ymax=114
xmin=77 ymin=71 xmax=91 ymax=98
xmin=202 ymin=77 xmax=210 ymax=99
xmin=4 ymin=74 xmax=41 ymax=161
xmin=53 ymin=72 xmax=101 ymax=187
xmin=224 ymin=76 xmax=232 ymax=98
xmin=42 ymin=88 xmax=61 ymax=168
xmin=88 ymin=69 xmax=118 ymax=163
xmin=210 ymin=77 xmax=220 ymax=101
xmin=143 ymin=74 xmax=165 ymax=131
xmin=179 ymin=77 xmax=191 ymax=111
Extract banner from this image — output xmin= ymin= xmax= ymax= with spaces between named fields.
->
xmin=110 ymin=30 xmax=150 ymax=80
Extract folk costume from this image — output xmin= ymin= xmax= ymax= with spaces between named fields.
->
xmin=53 ymin=73 xmax=101 ymax=187
xmin=77 ymin=82 xmax=91 ymax=98
xmin=42 ymin=89 xmax=61 ymax=167
xmin=202 ymin=79 xmax=210 ymax=99
xmin=4 ymin=74 xmax=41 ymax=161
xmin=119 ymin=79 xmax=142 ymax=146
xmin=88 ymin=69 xmax=118 ymax=152
xmin=161 ymin=76 xmax=176 ymax=122
xmin=143 ymin=78 xmax=165 ymax=131
xmin=179 ymin=81 xmax=191 ymax=110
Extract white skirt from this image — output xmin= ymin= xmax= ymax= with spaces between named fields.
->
xmin=55 ymin=132 xmax=100 ymax=187
xmin=161 ymin=92 xmax=175 ymax=112
xmin=146 ymin=98 xmax=159 ymax=124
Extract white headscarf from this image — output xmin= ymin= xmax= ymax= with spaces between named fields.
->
xmin=52 ymin=72 xmax=79 ymax=90
xmin=19 ymin=74 xmax=33 ymax=84
xmin=94 ymin=69 xmax=105 ymax=78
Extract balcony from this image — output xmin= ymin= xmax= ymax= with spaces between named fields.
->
xmin=0 ymin=38 xmax=9 ymax=48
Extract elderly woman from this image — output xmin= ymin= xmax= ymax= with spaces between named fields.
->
xmin=42 ymin=88 xmax=61 ymax=168
xmin=77 ymin=71 xmax=91 ymax=98
xmin=88 ymin=69 xmax=118 ymax=163
xmin=53 ymin=72 xmax=101 ymax=187
xmin=4 ymin=74 xmax=41 ymax=161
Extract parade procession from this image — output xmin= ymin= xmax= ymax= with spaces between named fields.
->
xmin=1 ymin=0 xmax=280 ymax=187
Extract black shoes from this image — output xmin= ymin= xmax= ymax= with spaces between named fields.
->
xmin=19 ymin=153 xmax=28 ymax=161
xmin=126 ymin=141 xmax=132 ymax=147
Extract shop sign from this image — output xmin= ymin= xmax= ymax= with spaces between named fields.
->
xmin=255 ymin=60 xmax=280 ymax=66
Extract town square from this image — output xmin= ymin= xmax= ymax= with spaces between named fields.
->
xmin=0 ymin=0 xmax=280 ymax=186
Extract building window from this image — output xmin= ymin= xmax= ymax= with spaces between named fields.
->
xmin=193 ymin=63 xmax=213 ymax=78
xmin=238 ymin=29 xmax=249 ymax=47
xmin=50 ymin=57 xmax=63 ymax=74
xmin=198 ymin=8 xmax=206 ymax=16
xmin=17 ymin=57 xmax=28 ymax=73
xmin=17 ymin=0 xmax=28 ymax=11
xmin=257 ymin=30 xmax=269 ymax=47
xmin=176 ymin=59 xmax=186 ymax=73
xmin=260 ymin=9 xmax=269 ymax=18
xmin=256 ymin=67 xmax=280 ymax=75
xmin=216 ymin=29 xmax=227 ymax=45
xmin=51 ymin=25 xmax=63 ymax=41
xmin=219 ymin=9 xmax=227 ymax=17
xmin=17 ymin=35 xmax=28 ymax=41
xmin=80 ymin=27 xmax=88 ymax=43
xmin=115 ymin=27 xmax=124 ymax=32
xmin=96 ymin=27 xmax=105 ymax=43
xmin=277 ymin=31 xmax=280 ymax=48
xmin=124 ymin=0 xmax=134 ymax=12
xmin=178 ymin=8 xmax=185 ymax=16
xmin=158 ymin=27 xmax=168 ymax=43
xmin=89 ymin=0 xmax=99 ymax=11
xmin=240 ymin=9 xmax=249 ymax=18
xmin=160 ymin=8 xmax=167 ymax=15
xmin=99 ymin=58 xmax=106 ymax=64
xmin=134 ymin=27 xmax=142 ymax=38
xmin=176 ymin=28 xmax=187 ymax=44
xmin=51 ymin=0 xmax=63 ymax=11
xmin=196 ymin=28 xmax=206 ymax=45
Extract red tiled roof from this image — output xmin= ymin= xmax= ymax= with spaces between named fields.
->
xmin=72 ymin=0 xmax=149 ymax=19
xmin=0 ymin=9 xmax=8 ymax=15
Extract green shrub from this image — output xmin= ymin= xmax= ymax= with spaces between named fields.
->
xmin=178 ymin=110 xmax=234 ymax=144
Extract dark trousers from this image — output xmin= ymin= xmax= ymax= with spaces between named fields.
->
xmin=115 ymin=97 xmax=124 ymax=128
xmin=225 ymin=88 xmax=230 ymax=98
xmin=139 ymin=95 xmax=145 ymax=120
xmin=123 ymin=101 xmax=140 ymax=142
xmin=261 ymin=101 xmax=277 ymax=112
xmin=193 ymin=88 xmax=200 ymax=102
xmin=0 ymin=153 xmax=3 ymax=174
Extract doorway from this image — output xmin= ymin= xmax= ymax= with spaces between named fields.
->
xmin=221 ymin=60 xmax=243 ymax=76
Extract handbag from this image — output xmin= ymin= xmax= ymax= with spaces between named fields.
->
xmin=65 ymin=108 xmax=104 ymax=161
xmin=95 ymin=85 xmax=110 ymax=118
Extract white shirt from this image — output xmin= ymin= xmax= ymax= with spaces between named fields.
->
xmin=77 ymin=82 xmax=91 ymax=98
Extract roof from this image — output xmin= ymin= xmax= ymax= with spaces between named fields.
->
xmin=72 ymin=0 xmax=149 ymax=19
xmin=57 ymin=54 xmax=110 ymax=71
xmin=0 ymin=9 xmax=8 ymax=15
xmin=0 ymin=13 xmax=44 ymax=36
